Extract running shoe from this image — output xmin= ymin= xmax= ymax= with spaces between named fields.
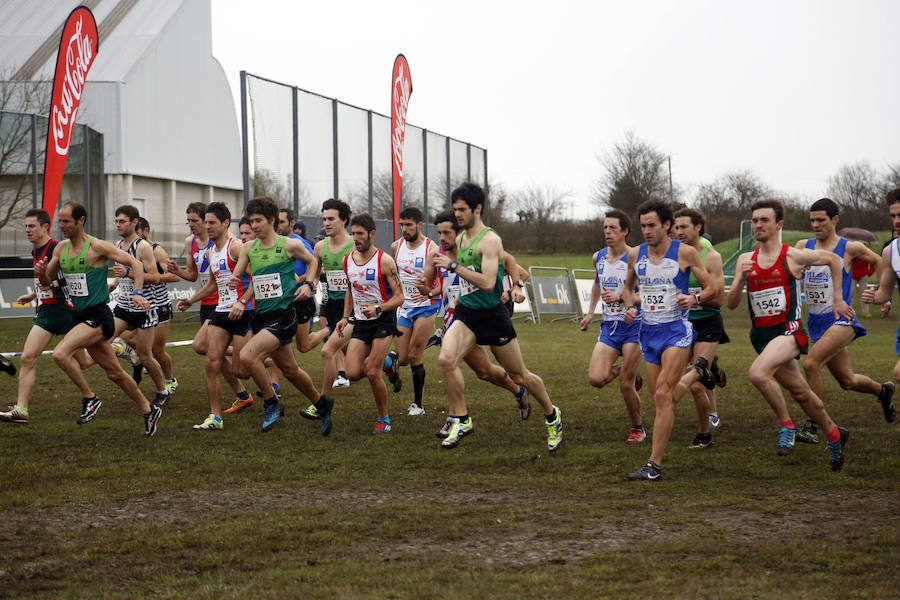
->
xmin=299 ymin=404 xmax=319 ymax=420
xmin=625 ymin=427 xmax=646 ymax=443
xmin=689 ymin=432 xmax=713 ymax=449
xmin=384 ymin=350 xmax=402 ymax=393
xmin=879 ymin=382 xmax=895 ymax=423
xmin=374 ymin=420 xmax=393 ymax=434
xmin=708 ymin=414 xmax=721 ymax=430
xmin=144 ymin=403 xmax=162 ymax=436
xmin=546 ymin=406 xmax=563 ymax=452
xmin=77 ymin=396 xmax=102 ymax=425
xmin=630 ymin=460 xmax=661 ymax=481
xmin=0 ymin=405 xmax=28 ymax=423
xmin=693 ymin=356 xmax=716 ymax=390
xmin=436 ymin=418 xmax=453 ymax=439
xmin=515 ymin=387 xmax=531 ymax=420
xmin=225 ymin=394 xmax=254 ymax=414
xmin=425 ymin=330 xmax=444 ymax=349
xmin=0 ymin=355 xmax=17 ymax=376
xmin=634 ymin=373 xmax=643 ymax=392
xmin=192 ymin=414 xmax=223 ymax=430
xmin=318 ymin=395 xmax=334 ymax=436
xmin=796 ymin=419 xmax=819 ymax=444
xmin=776 ymin=425 xmax=796 ymax=456
xmin=153 ymin=390 xmax=170 ymax=407
xmin=827 ymin=427 xmax=849 ymax=472
xmin=332 ymin=374 xmax=351 ymax=388
xmin=165 ymin=378 xmax=179 ymax=394
xmin=711 ymin=355 xmax=726 ymax=388
xmin=407 ymin=403 xmax=425 ymax=416
xmin=262 ymin=397 xmax=284 ymax=432
xmin=441 ymin=417 xmax=473 ymax=448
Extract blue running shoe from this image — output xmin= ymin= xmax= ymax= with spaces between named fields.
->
xmin=318 ymin=395 xmax=334 ymax=437
xmin=827 ymin=427 xmax=849 ymax=472
xmin=776 ymin=425 xmax=796 ymax=456
xmin=262 ymin=397 xmax=284 ymax=432
xmin=708 ymin=414 xmax=721 ymax=430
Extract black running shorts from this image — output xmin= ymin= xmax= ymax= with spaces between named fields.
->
xmin=74 ymin=303 xmax=116 ymax=341
xmin=351 ymin=311 xmax=398 ymax=345
xmin=251 ymin=308 xmax=297 ymax=346
xmin=209 ymin=310 xmax=251 ymax=338
xmin=452 ymin=303 xmax=517 ymax=347
xmin=690 ymin=312 xmax=730 ymax=344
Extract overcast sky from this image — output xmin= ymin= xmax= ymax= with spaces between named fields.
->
xmin=211 ymin=0 xmax=899 ymax=218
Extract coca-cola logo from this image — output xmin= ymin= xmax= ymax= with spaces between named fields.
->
xmin=50 ymin=16 xmax=95 ymax=157
xmin=391 ymin=63 xmax=412 ymax=175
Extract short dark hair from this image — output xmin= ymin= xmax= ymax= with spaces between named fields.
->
xmin=279 ymin=207 xmax=296 ymax=223
xmin=450 ymin=182 xmax=485 ymax=212
xmin=350 ymin=213 xmax=376 ymax=232
xmin=25 ymin=208 xmax=51 ymax=228
xmin=186 ymin=202 xmax=207 ymax=218
xmin=239 ymin=216 xmax=251 ymax=227
xmin=809 ymin=197 xmax=840 ymax=217
xmin=604 ymin=209 xmax=631 ymax=234
xmin=115 ymin=205 xmax=140 ymax=222
xmin=246 ymin=197 xmax=279 ymax=221
xmin=886 ymin=188 xmax=900 ymax=207
xmin=205 ymin=202 xmax=231 ymax=224
xmin=637 ymin=200 xmax=673 ymax=229
xmin=750 ymin=198 xmax=784 ymax=222
xmin=399 ymin=206 xmax=424 ymax=222
xmin=137 ymin=217 xmax=150 ymax=232
xmin=293 ymin=219 xmax=307 ymax=238
xmin=322 ymin=198 xmax=351 ymax=224
xmin=434 ymin=209 xmax=459 ymax=231
xmin=673 ymin=207 xmax=705 ymax=235
xmin=61 ymin=201 xmax=87 ymax=223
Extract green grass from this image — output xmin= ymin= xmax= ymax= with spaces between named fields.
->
xmin=1 ymin=309 xmax=899 ymax=598
xmin=713 ymin=230 xmax=894 ymax=265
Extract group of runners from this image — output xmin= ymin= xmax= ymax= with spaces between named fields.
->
xmin=2 ymin=184 xmax=898 ymax=477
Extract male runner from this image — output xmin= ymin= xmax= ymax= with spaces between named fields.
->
xmin=623 ymin=200 xmax=716 ymax=481
xmin=419 ymin=210 xmax=531 ymax=436
xmin=299 ymin=199 xmax=355 ymax=421
xmin=671 ymin=207 xmax=728 ymax=449
xmin=383 ymin=207 xmax=441 ymax=416
xmin=726 ymin=199 xmax=851 ymax=471
xmin=794 ymin=197 xmax=893 ymax=442
xmin=108 ymin=205 xmax=170 ymax=407
xmin=224 ymin=217 xmax=258 ymax=414
xmin=34 ymin=202 xmax=162 ymax=435
xmin=434 ymin=183 xmax=562 ymax=450
xmin=137 ymin=217 xmax=178 ymax=394
xmin=177 ymin=203 xmax=251 ymax=430
xmin=227 ymin=197 xmax=332 ymax=434
xmin=1 ymin=209 xmax=95 ymax=424
xmin=862 ymin=187 xmax=900 ymax=420
xmin=334 ymin=213 xmax=405 ymax=432
xmin=579 ymin=209 xmax=645 ymax=443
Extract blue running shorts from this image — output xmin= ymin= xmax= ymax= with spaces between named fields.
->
xmin=639 ymin=320 xmax=693 ymax=365
xmin=397 ymin=303 xmax=441 ymax=329
xmin=597 ymin=318 xmax=640 ymax=351
xmin=807 ymin=312 xmax=866 ymax=343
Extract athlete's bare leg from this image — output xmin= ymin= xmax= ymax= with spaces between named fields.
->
xmin=204 ymin=325 xmax=232 ymax=417
xmin=85 ymin=338 xmax=152 ymax=412
xmin=619 ymin=343 xmax=643 ymax=427
xmin=16 ymin=326 xmax=54 ymax=410
xmin=647 ymin=346 xmax=691 ymax=465
xmin=437 ymin=321 xmax=478 ymax=416
xmin=587 ymin=342 xmax=622 ymax=389
xmin=462 ymin=346 xmax=519 ymax=394
xmin=269 ymin=343 xmax=319 ymax=403
xmin=320 ymin=329 xmax=352 ymax=396
xmin=239 ymin=330 xmax=281 ymax=400
xmin=50 ymin=324 xmax=98 ymax=399
xmin=774 ymin=359 xmax=838 ymax=433
xmin=153 ymin=320 xmax=174 ymax=380
xmin=490 ymin=339 xmax=553 ymax=416
xmin=804 ymin=325 xmax=881 ymax=399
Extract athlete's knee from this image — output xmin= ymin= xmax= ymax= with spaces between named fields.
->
xmin=20 ymin=351 xmax=39 ymax=369
xmin=137 ymin=347 xmax=155 ymax=365
xmin=589 ymin=368 xmax=612 ymax=388
xmin=689 ymin=380 xmax=706 ymax=395
xmin=437 ymin=351 xmax=456 ymax=373
xmin=748 ymin=366 xmax=769 ymax=389
xmin=192 ymin=339 xmax=207 ymax=355
xmin=106 ymin=365 xmax=129 ymax=385
xmin=653 ymin=385 xmax=673 ymax=407
xmin=205 ymin=354 xmax=222 ymax=372
xmin=51 ymin=347 xmax=70 ymax=367
xmin=835 ymin=373 xmax=856 ymax=391
xmin=803 ymin=356 xmax=822 ymax=374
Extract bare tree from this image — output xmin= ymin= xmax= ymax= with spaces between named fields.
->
xmin=511 ymin=183 xmax=572 ymax=225
xmin=882 ymin=162 xmax=900 ymax=194
xmin=826 ymin=161 xmax=881 ymax=213
xmin=592 ymin=131 xmax=670 ymax=214
xmin=345 ymin=170 xmax=421 ymax=219
xmin=251 ymin=168 xmax=311 ymax=214
xmin=695 ymin=170 xmax=772 ymax=213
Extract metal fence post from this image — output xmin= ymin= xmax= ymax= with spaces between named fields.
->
xmin=332 ymin=99 xmax=339 ymax=201
xmin=98 ymin=130 xmax=105 ymax=240
xmin=30 ymin=114 xmax=38 ymax=209
xmin=422 ymin=128 xmax=428 ymax=220
xmin=466 ymin=143 xmax=471 ymax=181
xmin=240 ymin=71 xmax=250 ymax=208
xmin=292 ymin=86 xmax=299 ymax=214
xmin=444 ymin=137 xmax=450 ymax=209
xmin=82 ymin=124 xmax=91 ymax=233
xmin=367 ymin=110 xmax=373 ymax=214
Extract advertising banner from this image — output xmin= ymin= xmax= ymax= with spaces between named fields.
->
xmin=390 ymin=54 xmax=412 ymax=239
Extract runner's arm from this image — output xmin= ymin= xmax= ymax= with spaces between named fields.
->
xmin=862 ymin=245 xmax=895 ymax=304
xmin=790 ymin=247 xmax=852 ymax=318
xmin=702 ymin=249 xmax=725 ymax=308
xmin=137 ymin=242 xmax=159 ymax=285
xmin=847 ymin=240 xmax=882 ymax=266
xmin=726 ymin=252 xmax=751 ymax=310
xmin=228 ymin=243 xmax=251 ymax=289
xmin=167 ymin=237 xmax=198 ymax=281
xmin=379 ymin=253 xmax=405 ymax=313
xmin=678 ymin=244 xmax=714 ymax=308
xmin=622 ymin=247 xmax=639 ymax=322
xmin=153 ymin=245 xmax=180 ymax=283
xmin=36 ymin=245 xmax=62 ymax=287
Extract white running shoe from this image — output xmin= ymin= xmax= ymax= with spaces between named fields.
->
xmin=407 ymin=403 xmax=425 ymax=416
xmin=332 ymin=374 xmax=351 ymax=388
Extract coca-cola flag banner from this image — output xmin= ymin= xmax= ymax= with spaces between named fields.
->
xmin=390 ymin=54 xmax=412 ymax=239
xmin=42 ymin=5 xmax=99 ymax=222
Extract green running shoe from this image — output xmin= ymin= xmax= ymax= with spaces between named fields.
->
xmin=796 ymin=419 xmax=818 ymax=444
xmin=546 ymin=406 xmax=563 ymax=451
xmin=192 ymin=414 xmax=223 ymax=430
xmin=299 ymin=404 xmax=319 ymax=420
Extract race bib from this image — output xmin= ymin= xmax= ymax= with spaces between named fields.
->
xmin=35 ymin=277 xmax=54 ymax=302
xmin=326 ymin=269 xmax=348 ymax=292
xmin=217 ymin=276 xmax=238 ymax=306
xmin=640 ymin=284 xmax=672 ymax=313
xmin=605 ymin=299 xmax=625 ymax=315
xmin=804 ymin=281 xmax=831 ymax=305
xmin=65 ymin=273 xmax=88 ymax=297
xmin=199 ymin=272 xmax=210 ymax=288
xmin=402 ymin=279 xmax=420 ymax=300
xmin=749 ymin=287 xmax=787 ymax=318
xmin=688 ymin=286 xmax=701 ymax=312
xmin=119 ymin=277 xmax=134 ymax=298
xmin=253 ymin=272 xmax=283 ymax=299
xmin=459 ymin=279 xmax=479 ymax=297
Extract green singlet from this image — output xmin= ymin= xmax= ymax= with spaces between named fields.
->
xmin=248 ymin=236 xmax=296 ymax=314
xmin=322 ymin=237 xmax=354 ymax=301
xmin=456 ymin=227 xmax=504 ymax=310
xmin=58 ymin=236 xmax=109 ymax=312
xmin=688 ymin=241 xmax=719 ymax=320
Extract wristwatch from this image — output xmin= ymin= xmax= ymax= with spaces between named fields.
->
xmin=448 ymin=261 xmax=458 ymax=273
xmin=346 ymin=316 xmax=357 ymax=325
xmin=514 ymin=279 xmax=525 ymax=288
xmin=374 ymin=305 xmax=383 ymax=317
xmin=239 ymin=297 xmax=248 ymax=306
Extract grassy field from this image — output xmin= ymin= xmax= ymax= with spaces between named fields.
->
xmin=1 ymin=305 xmax=899 ymax=598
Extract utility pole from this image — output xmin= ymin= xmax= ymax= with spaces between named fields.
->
xmin=668 ymin=156 xmax=674 ymax=203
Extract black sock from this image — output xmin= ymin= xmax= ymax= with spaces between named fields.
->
xmin=236 ymin=390 xmax=250 ymax=400
xmin=315 ymin=395 xmax=330 ymax=411
xmin=338 ymin=370 xmax=346 ymax=378
xmin=634 ymin=424 xmax=644 ymax=431
xmin=545 ymin=408 xmax=557 ymax=423
xmin=411 ymin=364 xmax=425 ymax=407
xmin=459 ymin=413 xmax=469 ymax=422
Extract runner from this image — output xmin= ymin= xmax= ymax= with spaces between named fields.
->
xmin=299 ymin=199 xmax=355 ymax=421
xmin=794 ymin=197 xmax=892 ymax=443
xmin=224 ymin=217 xmax=258 ymax=414
xmin=417 ymin=210 xmax=531 ymax=436
xmin=623 ymin=200 xmax=715 ymax=480
xmin=579 ymin=209 xmax=646 ymax=443
xmin=862 ymin=187 xmax=900 ymax=422
xmin=385 ymin=207 xmax=441 ymax=416
xmin=333 ymin=213 xmax=405 ymax=432
xmin=0 ymin=209 xmax=95 ymax=424
xmin=227 ymin=196 xmax=331 ymax=434
xmin=434 ymin=183 xmax=562 ymax=450
xmin=136 ymin=217 xmax=178 ymax=394
xmin=107 ymin=205 xmax=170 ymax=407
xmin=177 ymin=203 xmax=252 ymax=430
xmin=33 ymin=202 xmax=162 ymax=435
xmin=726 ymin=199 xmax=851 ymax=470
xmin=670 ymin=207 xmax=729 ymax=449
